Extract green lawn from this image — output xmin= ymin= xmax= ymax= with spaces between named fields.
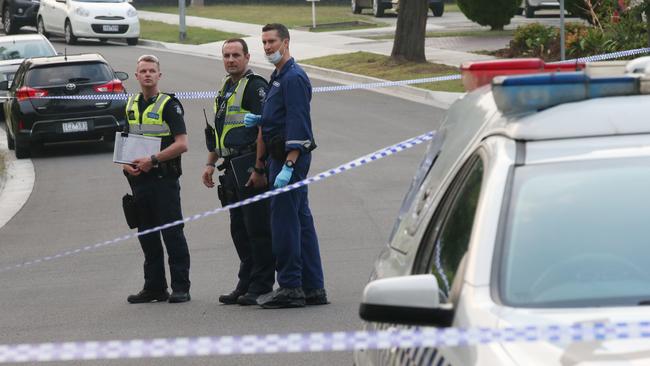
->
xmin=140 ymin=20 xmax=243 ymax=44
xmin=138 ymin=4 xmax=388 ymax=30
xmin=367 ymin=29 xmax=515 ymax=41
xmin=302 ymin=51 xmax=464 ymax=93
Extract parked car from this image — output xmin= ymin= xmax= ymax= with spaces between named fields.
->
xmin=354 ymin=58 xmax=650 ymax=365
xmin=1 ymin=53 xmax=128 ymax=158
xmin=37 ymin=0 xmax=139 ymax=45
xmin=521 ymin=0 xmax=560 ymax=18
xmin=352 ymin=0 xmax=444 ymax=18
xmin=0 ymin=0 xmax=40 ymax=34
xmin=0 ymin=34 xmax=57 ymax=114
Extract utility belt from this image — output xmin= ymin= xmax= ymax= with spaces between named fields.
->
xmin=126 ymin=159 xmax=183 ymax=183
xmin=216 ymin=144 xmax=256 ymax=171
xmin=267 ymin=134 xmax=317 ymax=161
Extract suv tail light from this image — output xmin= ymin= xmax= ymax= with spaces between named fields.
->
xmin=94 ymin=79 xmax=125 ymax=93
xmin=16 ymin=86 xmax=48 ymax=101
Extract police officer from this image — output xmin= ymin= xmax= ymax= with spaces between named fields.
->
xmin=202 ymin=39 xmax=275 ymax=306
xmin=245 ymin=24 xmax=328 ymax=309
xmin=123 ymin=54 xmax=191 ymax=304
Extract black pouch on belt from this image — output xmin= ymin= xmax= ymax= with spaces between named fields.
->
xmin=268 ymin=134 xmax=286 ymax=161
xmin=122 ymin=193 xmax=139 ymax=229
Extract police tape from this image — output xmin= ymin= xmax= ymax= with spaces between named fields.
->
xmin=0 ymin=131 xmax=436 ymax=274
xmin=1 ymin=320 xmax=649 ymax=363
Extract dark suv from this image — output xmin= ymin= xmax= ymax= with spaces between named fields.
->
xmin=1 ymin=0 xmax=40 ymax=34
xmin=1 ymin=53 xmax=128 ymax=158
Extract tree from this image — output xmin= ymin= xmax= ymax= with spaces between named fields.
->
xmin=457 ymin=0 xmax=520 ymax=31
xmin=391 ymin=0 xmax=429 ymax=63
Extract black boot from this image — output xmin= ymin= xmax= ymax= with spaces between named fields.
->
xmin=218 ymin=289 xmax=245 ymax=305
xmin=127 ymin=289 xmax=169 ymax=304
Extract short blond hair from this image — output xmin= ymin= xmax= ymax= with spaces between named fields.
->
xmin=137 ymin=54 xmax=160 ymax=69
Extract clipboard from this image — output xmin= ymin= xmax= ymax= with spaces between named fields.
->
xmin=229 ymin=152 xmax=257 ymax=190
xmin=113 ymin=132 xmax=161 ymax=164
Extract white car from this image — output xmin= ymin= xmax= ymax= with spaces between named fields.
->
xmin=521 ymin=0 xmax=560 ymax=18
xmin=36 ymin=0 xmax=139 ymax=45
xmin=354 ymin=58 xmax=650 ymax=365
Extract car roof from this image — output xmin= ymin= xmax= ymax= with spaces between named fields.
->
xmin=0 ymin=34 xmax=49 ymax=43
xmin=25 ymin=53 xmax=108 ymax=67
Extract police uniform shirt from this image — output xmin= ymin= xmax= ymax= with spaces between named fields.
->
xmin=214 ymin=70 xmax=268 ymax=147
xmin=136 ymin=93 xmax=187 ymax=150
xmin=261 ymin=58 xmax=314 ymax=153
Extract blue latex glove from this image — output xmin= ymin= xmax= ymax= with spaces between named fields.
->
xmin=274 ymin=165 xmax=294 ymax=188
xmin=244 ymin=113 xmax=261 ymax=128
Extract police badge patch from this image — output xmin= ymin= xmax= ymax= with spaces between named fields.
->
xmin=175 ymin=105 xmax=183 ymax=115
xmin=258 ymin=87 xmax=266 ymax=101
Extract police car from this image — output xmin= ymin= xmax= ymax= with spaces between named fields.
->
xmin=354 ymin=57 xmax=650 ymax=365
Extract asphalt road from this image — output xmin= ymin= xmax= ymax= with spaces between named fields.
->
xmin=0 ymin=37 xmax=445 ymax=365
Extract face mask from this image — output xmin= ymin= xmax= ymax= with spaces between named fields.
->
xmin=266 ymin=43 xmax=284 ymax=65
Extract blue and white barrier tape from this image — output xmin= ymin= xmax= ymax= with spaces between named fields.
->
xmin=561 ymin=47 xmax=650 ymax=63
xmin=1 ymin=320 xmax=649 ymax=363
xmin=0 ymin=131 xmax=435 ymax=273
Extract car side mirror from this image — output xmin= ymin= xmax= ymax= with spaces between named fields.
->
xmin=0 ymin=80 xmax=9 ymax=91
xmin=114 ymin=71 xmax=129 ymax=81
xmin=359 ymin=274 xmax=454 ymax=327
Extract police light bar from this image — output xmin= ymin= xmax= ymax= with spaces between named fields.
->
xmin=492 ymin=72 xmax=642 ymax=114
xmin=460 ymin=58 xmax=584 ymax=91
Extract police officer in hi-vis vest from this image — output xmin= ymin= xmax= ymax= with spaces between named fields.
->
xmin=201 ymin=39 xmax=275 ymax=306
xmin=123 ymin=54 xmax=191 ymax=304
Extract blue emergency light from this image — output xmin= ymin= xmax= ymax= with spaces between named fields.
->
xmin=492 ymin=72 xmax=641 ymax=114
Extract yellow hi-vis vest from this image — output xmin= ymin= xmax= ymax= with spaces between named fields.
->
xmin=125 ymin=93 xmax=172 ymax=137
xmin=213 ymin=75 xmax=253 ymax=151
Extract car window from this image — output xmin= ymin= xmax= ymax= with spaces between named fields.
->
xmin=413 ymin=154 xmax=484 ymax=302
xmin=26 ymin=63 xmax=113 ymax=86
xmin=0 ymin=40 xmax=56 ymax=61
xmin=499 ymin=157 xmax=650 ymax=307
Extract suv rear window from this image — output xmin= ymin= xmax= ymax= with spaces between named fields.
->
xmin=26 ymin=63 xmax=113 ymax=87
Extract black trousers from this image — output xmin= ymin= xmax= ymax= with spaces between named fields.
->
xmin=130 ymin=174 xmax=191 ymax=293
xmin=219 ymin=166 xmax=275 ymax=295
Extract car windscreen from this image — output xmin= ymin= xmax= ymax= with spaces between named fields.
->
xmin=499 ymin=157 xmax=650 ymax=308
xmin=0 ymin=40 xmax=56 ymax=61
xmin=26 ymin=63 xmax=113 ymax=87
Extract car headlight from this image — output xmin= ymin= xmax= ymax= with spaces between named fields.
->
xmin=127 ymin=8 xmax=137 ymax=17
xmin=74 ymin=7 xmax=90 ymax=17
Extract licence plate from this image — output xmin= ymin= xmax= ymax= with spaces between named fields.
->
xmin=102 ymin=24 xmax=119 ymax=32
xmin=62 ymin=121 xmax=88 ymax=133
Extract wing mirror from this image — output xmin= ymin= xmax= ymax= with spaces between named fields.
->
xmin=114 ymin=71 xmax=129 ymax=81
xmin=359 ymin=274 xmax=454 ymax=327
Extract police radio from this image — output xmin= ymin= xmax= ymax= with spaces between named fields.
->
xmin=203 ymin=108 xmax=216 ymax=152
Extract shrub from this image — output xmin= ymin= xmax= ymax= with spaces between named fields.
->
xmin=457 ymin=0 xmax=521 ymax=30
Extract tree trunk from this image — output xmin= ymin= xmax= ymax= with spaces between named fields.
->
xmin=391 ymin=0 xmax=428 ymax=63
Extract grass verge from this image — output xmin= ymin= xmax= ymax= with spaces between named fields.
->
xmin=367 ymin=29 xmax=515 ymax=41
xmin=0 ymin=150 xmax=5 ymax=182
xmin=302 ymin=51 xmax=464 ymax=93
xmin=138 ymin=5 xmax=387 ymax=30
xmin=140 ymin=20 xmax=243 ymax=44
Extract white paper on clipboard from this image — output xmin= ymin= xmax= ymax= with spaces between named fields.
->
xmin=113 ymin=132 xmax=161 ymax=164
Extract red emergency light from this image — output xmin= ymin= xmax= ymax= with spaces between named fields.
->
xmin=460 ymin=58 xmax=585 ymax=91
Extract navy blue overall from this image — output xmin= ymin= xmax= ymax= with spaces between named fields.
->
xmin=262 ymin=58 xmax=324 ymax=290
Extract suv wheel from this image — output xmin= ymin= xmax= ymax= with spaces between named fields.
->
xmin=372 ymin=0 xmax=385 ymax=17
xmin=6 ymin=128 xmax=14 ymax=150
xmin=37 ymin=17 xmax=49 ymax=38
xmin=351 ymin=0 xmax=362 ymax=14
xmin=430 ymin=3 xmax=444 ymax=17
xmin=14 ymin=135 xmax=30 ymax=159
xmin=3 ymin=7 xmax=18 ymax=34
xmin=65 ymin=20 xmax=77 ymax=44
xmin=525 ymin=1 xmax=535 ymax=18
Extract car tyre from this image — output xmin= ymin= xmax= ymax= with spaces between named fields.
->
xmin=351 ymin=0 xmax=362 ymax=14
xmin=14 ymin=136 xmax=30 ymax=159
xmin=3 ymin=7 xmax=18 ymax=35
xmin=65 ymin=20 xmax=77 ymax=45
xmin=37 ymin=17 xmax=49 ymax=39
xmin=6 ymin=128 xmax=14 ymax=150
xmin=372 ymin=0 xmax=385 ymax=17
xmin=99 ymin=38 xmax=108 ymax=43
xmin=524 ymin=1 xmax=535 ymax=18
xmin=430 ymin=3 xmax=444 ymax=17
xmin=126 ymin=37 xmax=138 ymax=46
